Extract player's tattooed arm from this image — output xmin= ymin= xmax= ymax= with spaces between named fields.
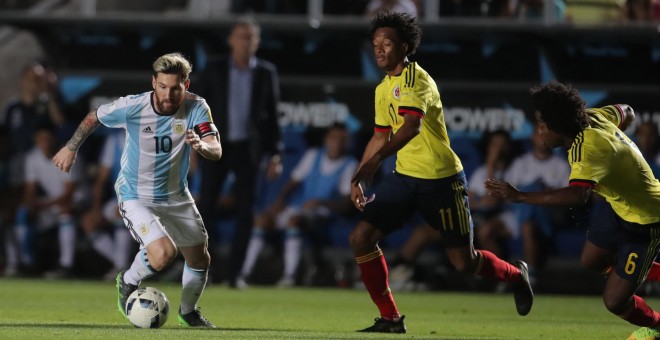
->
xmin=53 ymin=109 xmax=100 ymax=173
xmin=66 ymin=109 xmax=100 ymax=151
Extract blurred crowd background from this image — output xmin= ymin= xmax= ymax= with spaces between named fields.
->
xmin=0 ymin=0 xmax=659 ymax=295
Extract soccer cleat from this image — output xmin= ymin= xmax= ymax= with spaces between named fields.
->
xmin=628 ymin=327 xmax=660 ymax=340
xmin=178 ymin=307 xmax=217 ymax=328
xmin=357 ymin=315 xmax=406 ymax=333
xmin=116 ymin=270 xmax=137 ymax=318
xmin=513 ymin=260 xmax=534 ymax=316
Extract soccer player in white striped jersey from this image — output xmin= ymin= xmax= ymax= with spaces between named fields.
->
xmin=53 ymin=53 xmax=222 ymax=328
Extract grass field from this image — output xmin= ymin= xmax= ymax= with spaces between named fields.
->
xmin=0 ymin=278 xmax=651 ymax=339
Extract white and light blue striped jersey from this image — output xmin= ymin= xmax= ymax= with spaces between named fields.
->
xmin=97 ymin=91 xmax=213 ymax=204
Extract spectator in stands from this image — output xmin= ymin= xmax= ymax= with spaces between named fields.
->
xmin=634 ymin=121 xmax=660 ymax=177
xmin=1 ymin=62 xmax=66 ymax=199
xmin=13 ymin=122 xmax=79 ymax=278
xmin=197 ymin=17 xmax=282 ymax=286
xmin=236 ymin=123 xmax=358 ymax=288
xmin=470 ymin=130 xmax=518 ymax=260
xmin=79 ymin=129 xmax=132 ymax=280
xmin=501 ymin=125 xmax=571 ymax=286
xmin=1 ymin=63 xmax=67 ymax=276
xmin=366 ymin=0 xmax=419 ymax=17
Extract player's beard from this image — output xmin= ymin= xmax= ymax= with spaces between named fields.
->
xmin=154 ymin=94 xmax=180 ymax=116
xmin=156 ymin=99 xmax=180 ymax=116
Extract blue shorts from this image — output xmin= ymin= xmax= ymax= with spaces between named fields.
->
xmin=587 ymin=202 xmax=660 ymax=285
xmin=361 ymin=171 xmax=473 ymax=247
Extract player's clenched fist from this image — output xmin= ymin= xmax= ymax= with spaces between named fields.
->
xmin=185 ymin=129 xmax=202 ymax=150
xmin=52 ymin=147 xmax=77 ymax=173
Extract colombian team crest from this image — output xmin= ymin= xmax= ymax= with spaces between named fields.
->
xmin=392 ymin=85 xmax=400 ymax=100
xmin=172 ymin=121 xmax=186 ymax=135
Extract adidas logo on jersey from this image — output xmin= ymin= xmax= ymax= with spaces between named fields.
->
xmin=142 ymin=126 xmax=153 ymax=133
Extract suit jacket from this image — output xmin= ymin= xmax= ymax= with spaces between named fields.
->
xmin=196 ymin=55 xmax=281 ymax=163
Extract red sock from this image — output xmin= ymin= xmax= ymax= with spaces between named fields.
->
xmin=476 ymin=250 xmax=521 ymax=283
xmin=356 ymin=249 xmax=400 ymax=320
xmin=621 ymin=295 xmax=660 ymax=327
xmin=646 ymin=263 xmax=660 ymax=282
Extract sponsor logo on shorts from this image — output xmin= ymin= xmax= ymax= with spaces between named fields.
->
xmin=138 ymin=223 xmax=149 ymax=236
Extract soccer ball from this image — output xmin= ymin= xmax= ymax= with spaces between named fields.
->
xmin=125 ymin=287 xmax=170 ymax=328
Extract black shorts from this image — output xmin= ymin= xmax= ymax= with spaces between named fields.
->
xmin=587 ymin=202 xmax=660 ymax=285
xmin=361 ymin=171 xmax=472 ymax=247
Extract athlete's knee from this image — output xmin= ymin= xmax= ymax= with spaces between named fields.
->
xmin=349 ymin=224 xmax=376 ymax=253
xmin=603 ymin=291 xmax=633 ymax=315
xmin=147 ymin=242 xmax=178 ymax=271
xmin=452 ymin=258 xmax=471 ymax=273
xmin=446 ymin=248 xmax=477 ymax=273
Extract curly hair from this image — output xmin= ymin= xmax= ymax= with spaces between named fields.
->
xmin=530 ymin=81 xmax=588 ymax=138
xmin=370 ymin=11 xmax=422 ymax=56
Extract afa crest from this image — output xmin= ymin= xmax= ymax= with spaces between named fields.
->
xmin=392 ymin=85 xmax=400 ymax=100
xmin=138 ymin=223 xmax=150 ymax=236
xmin=172 ymin=121 xmax=186 ymax=135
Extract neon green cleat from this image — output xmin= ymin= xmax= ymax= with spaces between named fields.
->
xmin=116 ymin=270 xmax=137 ymax=319
xmin=628 ymin=327 xmax=660 ymax=340
xmin=178 ymin=307 xmax=217 ymax=328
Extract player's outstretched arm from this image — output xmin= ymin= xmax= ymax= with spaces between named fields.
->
xmin=186 ymin=129 xmax=222 ymax=161
xmin=53 ymin=109 xmax=100 ymax=173
xmin=485 ymin=178 xmax=591 ymax=207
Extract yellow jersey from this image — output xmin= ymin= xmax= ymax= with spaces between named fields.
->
xmin=374 ymin=62 xmax=463 ymax=179
xmin=568 ymin=105 xmax=660 ymax=225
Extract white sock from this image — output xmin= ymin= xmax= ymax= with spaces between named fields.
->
xmin=89 ymin=231 xmax=114 ymax=263
xmin=124 ymin=248 xmax=156 ymax=286
xmin=113 ymin=223 xmax=132 ymax=269
xmin=283 ymin=228 xmax=302 ymax=279
xmin=180 ymin=262 xmax=208 ymax=314
xmin=240 ymin=229 xmax=265 ymax=278
xmin=58 ymin=215 xmax=76 ymax=268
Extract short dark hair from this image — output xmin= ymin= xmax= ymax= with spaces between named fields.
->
xmin=530 ymin=81 xmax=588 ymax=138
xmin=370 ymin=11 xmax=422 ymax=56
xmin=233 ymin=16 xmax=260 ymax=36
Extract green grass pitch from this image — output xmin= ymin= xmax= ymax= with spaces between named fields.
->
xmin=0 ymin=278 xmax=652 ymax=339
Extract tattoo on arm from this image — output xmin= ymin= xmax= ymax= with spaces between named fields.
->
xmin=66 ymin=110 xmax=100 ymax=151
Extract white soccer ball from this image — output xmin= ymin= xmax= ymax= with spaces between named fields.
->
xmin=126 ymin=287 xmax=170 ymax=328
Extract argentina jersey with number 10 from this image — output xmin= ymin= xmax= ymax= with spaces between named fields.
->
xmin=97 ymin=91 xmax=213 ymax=204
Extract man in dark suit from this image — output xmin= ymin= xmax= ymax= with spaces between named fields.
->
xmin=197 ymin=18 xmax=282 ymax=286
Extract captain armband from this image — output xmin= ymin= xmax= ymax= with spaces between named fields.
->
xmin=194 ymin=122 xmax=219 ymax=138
